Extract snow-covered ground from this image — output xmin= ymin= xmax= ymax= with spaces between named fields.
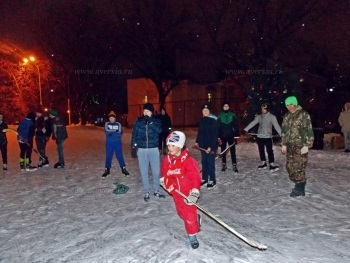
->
xmin=1 ymin=125 xmax=349 ymax=263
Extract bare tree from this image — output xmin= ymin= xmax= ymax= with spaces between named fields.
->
xmin=110 ymin=0 xmax=200 ymax=109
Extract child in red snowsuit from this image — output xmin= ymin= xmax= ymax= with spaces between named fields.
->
xmin=160 ymin=131 xmax=202 ymax=249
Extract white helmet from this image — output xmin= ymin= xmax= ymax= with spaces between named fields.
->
xmin=167 ymin=131 xmax=186 ymax=148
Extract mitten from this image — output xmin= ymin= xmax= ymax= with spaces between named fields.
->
xmin=185 ymin=188 xmax=200 ymax=205
xmin=301 ymin=146 xmax=308 ymax=154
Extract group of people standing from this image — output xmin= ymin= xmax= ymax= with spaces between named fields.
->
xmin=0 ymin=107 xmax=68 ymax=172
xmin=117 ymin=96 xmax=314 ymax=249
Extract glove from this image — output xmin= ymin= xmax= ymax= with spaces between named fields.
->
xmin=131 ymin=144 xmax=138 ymax=158
xmin=301 ymin=146 xmax=308 ymax=154
xmin=234 ymin=137 xmax=241 ymax=144
xmin=281 ymin=145 xmax=287 ymax=155
xmin=159 ymin=177 xmax=165 ymax=188
xmin=185 ymin=188 xmax=200 ymax=205
xmin=218 ymin=138 xmax=222 ymax=145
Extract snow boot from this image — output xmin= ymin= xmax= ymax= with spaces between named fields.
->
xmin=269 ymin=163 xmax=279 ymax=172
xmin=144 ymin=192 xmax=150 ymax=202
xmin=290 ymin=182 xmax=306 ymax=197
xmin=200 ymin=180 xmax=208 ymax=186
xmin=41 ymin=158 xmax=49 ymax=167
xmin=121 ymin=166 xmax=129 ymax=176
xmin=102 ymin=168 xmax=110 ymax=178
xmin=54 ymin=162 xmax=65 ymax=168
xmin=20 ymin=162 xmax=25 ymax=171
xmin=221 ymin=163 xmax=227 ymax=172
xmin=207 ymin=181 xmax=216 ymax=190
xmin=188 ymin=235 xmax=199 ymax=249
xmin=154 ymin=191 xmax=165 ymax=198
xmin=26 ymin=164 xmax=38 ymax=171
xmin=232 ymin=163 xmax=239 ymax=173
xmin=258 ymin=161 xmax=267 ymax=170
xmin=3 ymin=163 xmax=7 ymax=171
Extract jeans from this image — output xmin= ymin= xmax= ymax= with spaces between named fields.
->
xmin=56 ymin=140 xmax=65 ymax=164
xmin=137 ymin=148 xmax=160 ymax=193
xmin=201 ymin=151 xmax=216 ymax=182
xmin=35 ymin=135 xmax=48 ymax=161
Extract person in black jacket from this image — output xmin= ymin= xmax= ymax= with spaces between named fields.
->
xmin=158 ymin=107 xmax=172 ymax=155
xmin=35 ymin=107 xmax=52 ymax=167
xmin=49 ymin=109 xmax=68 ymax=168
xmin=217 ymin=102 xmax=240 ymax=173
xmin=194 ymin=104 xmax=219 ymax=190
xmin=0 ymin=113 xmax=8 ymax=170
xmin=131 ymin=103 xmax=165 ymax=201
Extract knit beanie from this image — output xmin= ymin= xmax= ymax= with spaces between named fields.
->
xmin=285 ymin=96 xmax=298 ymax=106
xmin=108 ymin=111 xmax=117 ymax=118
xmin=143 ymin=103 xmax=154 ymax=112
xmin=202 ymin=104 xmax=210 ymax=111
xmin=167 ymin=131 xmax=186 ymax=148
xmin=49 ymin=109 xmax=58 ymax=117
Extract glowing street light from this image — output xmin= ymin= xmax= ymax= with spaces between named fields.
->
xmin=23 ymin=56 xmax=42 ymax=106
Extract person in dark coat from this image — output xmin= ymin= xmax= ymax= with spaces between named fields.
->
xmin=158 ymin=107 xmax=172 ymax=154
xmin=0 ymin=113 xmax=8 ymax=170
xmin=101 ymin=111 xmax=129 ymax=178
xmin=131 ymin=103 xmax=165 ymax=201
xmin=49 ymin=109 xmax=68 ymax=168
xmin=194 ymin=104 xmax=219 ymax=190
xmin=17 ymin=112 xmax=37 ymax=171
xmin=217 ymin=102 xmax=240 ymax=173
xmin=35 ymin=107 xmax=52 ymax=167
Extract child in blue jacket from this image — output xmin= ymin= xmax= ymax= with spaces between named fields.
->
xmin=102 ymin=111 xmax=129 ymax=177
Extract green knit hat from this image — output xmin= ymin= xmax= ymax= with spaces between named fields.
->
xmin=285 ymin=96 xmax=298 ymax=106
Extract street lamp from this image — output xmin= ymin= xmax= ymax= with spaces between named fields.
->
xmin=23 ymin=56 xmax=42 ymax=106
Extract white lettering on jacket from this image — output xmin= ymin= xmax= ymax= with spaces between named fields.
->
xmin=167 ymin=168 xmax=181 ymax=175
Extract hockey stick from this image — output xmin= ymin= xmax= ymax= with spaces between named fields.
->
xmin=192 ymin=145 xmax=220 ymax=157
xmin=248 ymin=133 xmax=280 ymax=137
xmin=175 ymin=189 xmax=267 ymax=251
xmin=3 ymin=128 xmax=45 ymax=160
xmin=216 ymin=142 xmax=235 ymax=161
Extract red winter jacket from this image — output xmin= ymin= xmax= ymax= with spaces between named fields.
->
xmin=161 ymin=148 xmax=201 ymax=196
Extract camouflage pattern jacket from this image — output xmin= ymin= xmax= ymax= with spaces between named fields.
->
xmin=281 ymin=106 xmax=314 ymax=148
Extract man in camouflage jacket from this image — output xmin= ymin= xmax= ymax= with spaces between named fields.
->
xmin=281 ymin=96 xmax=314 ymax=197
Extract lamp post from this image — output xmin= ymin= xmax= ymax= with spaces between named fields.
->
xmin=23 ymin=56 xmax=42 ymax=106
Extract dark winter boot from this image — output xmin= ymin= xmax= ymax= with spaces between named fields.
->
xmin=258 ymin=161 xmax=267 ymax=170
xmin=221 ymin=163 xmax=227 ymax=172
xmin=20 ymin=162 xmax=25 ymax=171
xmin=54 ymin=162 xmax=65 ymax=169
xmin=290 ymin=182 xmax=306 ymax=197
xmin=232 ymin=163 xmax=239 ymax=173
xmin=102 ymin=168 xmax=110 ymax=178
xmin=188 ymin=235 xmax=199 ymax=249
xmin=121 ymin=166 xmax=129 ymax=176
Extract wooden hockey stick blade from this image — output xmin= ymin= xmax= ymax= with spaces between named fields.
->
xmin=175 ymin=189 xmax=268 ymax=250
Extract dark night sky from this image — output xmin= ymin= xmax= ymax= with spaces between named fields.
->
xmin=1 ymin=1 xmax=350 ymax=78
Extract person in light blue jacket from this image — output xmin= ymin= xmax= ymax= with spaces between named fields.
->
xmin=101 ymin=111 xmax=129 ymax=178
xmin=244 ymin=103 xmax=281 ymax=172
